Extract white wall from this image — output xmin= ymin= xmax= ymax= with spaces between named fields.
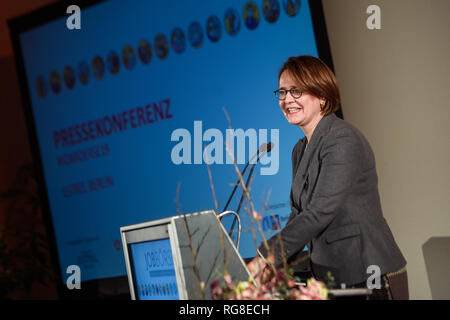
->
xmin=321 ymin=0 xmax=450 ymax=299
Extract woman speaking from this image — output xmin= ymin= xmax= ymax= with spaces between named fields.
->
xmin=248 ymin=55 xmax=408 ymax=300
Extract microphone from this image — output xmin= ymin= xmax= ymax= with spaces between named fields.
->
xmin=222 ymin=142 xmax=271 ymax=213
xmin=235 ymin=142 xmax=273 ymax=215
xmin=226 ymin=142 xmax=274 ymax=239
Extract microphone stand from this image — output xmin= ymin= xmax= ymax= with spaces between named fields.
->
xmin=227 ymin=143 xmax=273 ymax=239
xmin=221 ymin=144 xmax=265 ymax=213
xmin=228 ymin=151 xmax=265 ymax=238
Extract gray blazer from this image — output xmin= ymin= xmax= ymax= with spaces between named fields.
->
xmin=259 ymin=113 xmax=406 ymax=285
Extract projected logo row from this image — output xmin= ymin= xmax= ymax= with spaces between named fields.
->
xmin=35 ymin=0 xmax=301 ymax=98
xmin=137 ymin=282 xmax=178 ymax=298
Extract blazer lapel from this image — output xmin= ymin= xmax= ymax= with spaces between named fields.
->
xmin=293 ymin=113 xmax=338 ymax=200
xmin=292 ymin=137 xmax=307 ymax=178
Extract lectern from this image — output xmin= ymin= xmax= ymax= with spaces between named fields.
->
xmin=120 ymin=210 xmax=251 ymax=300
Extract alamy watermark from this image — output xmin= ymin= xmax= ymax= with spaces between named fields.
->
xmin=66 ymin=5 xmax=81 ymax=30
xmin=366 ymin=265 xmax=381 ymax=289
xmin=66 ymin=265 xmax=81 ymax=289
xmin=170 ymin=121 xmax=279 ymax=175
xmin=366 ymin=5 xmax=381 ymax=30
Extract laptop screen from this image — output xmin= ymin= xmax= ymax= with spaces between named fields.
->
xmin=129 ymin=238 xmax=179 ymax=300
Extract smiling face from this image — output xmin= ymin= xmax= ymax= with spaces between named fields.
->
xmin=278 ymin=70 xmax=324 ymax=129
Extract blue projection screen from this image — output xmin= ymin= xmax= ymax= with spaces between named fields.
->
xmin=12 ymin=0 xmax=330 ymax=283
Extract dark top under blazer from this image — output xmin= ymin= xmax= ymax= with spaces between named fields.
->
xmin=259 ymin=113 xmax=406 ymax=285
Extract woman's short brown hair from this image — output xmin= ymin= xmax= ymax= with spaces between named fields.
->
xmin=278 ymin=55 xmax=341 ymax=115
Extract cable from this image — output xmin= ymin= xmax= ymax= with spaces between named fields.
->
xmin=217 ymin=210 xmax=241 ymax=250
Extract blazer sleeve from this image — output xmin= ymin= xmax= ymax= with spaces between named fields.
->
xmin=259 ymin=128 xmax=362 ymax=267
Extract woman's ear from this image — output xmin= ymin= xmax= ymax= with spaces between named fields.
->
xmin=319 ymin=99 xmax=326 ymax=109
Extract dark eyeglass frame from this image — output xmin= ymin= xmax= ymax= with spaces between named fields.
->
xmin=273 ymin=88 xmax=303 ymax=100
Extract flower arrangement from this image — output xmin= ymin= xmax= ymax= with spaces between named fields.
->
xmin=211 ymin=256 xmax=328 ymax=300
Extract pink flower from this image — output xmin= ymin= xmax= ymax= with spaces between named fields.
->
xmin=266 ymin=254 xmax=275 ymax=265
xmin=287 ymin=279 xmax=296 ymax=288
xmin=298 ymin=279 xmax=328 ymax=300
xmin=252 ymin=210 xmax=262 ymax=221
xmin=210 ymin=280 xmax=223 ymax=300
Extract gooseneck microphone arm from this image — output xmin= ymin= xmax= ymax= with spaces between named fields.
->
xmin=227 ymin=142 xmax=274 ymax=239
xmin=235 ymin=151 xmax=265 ymax=216
xmin=221 ymin=143 xmax=268 ymax=213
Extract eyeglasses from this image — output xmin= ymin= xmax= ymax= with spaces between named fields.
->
xmin=273 ymin=88 xmax=302 ymax=100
